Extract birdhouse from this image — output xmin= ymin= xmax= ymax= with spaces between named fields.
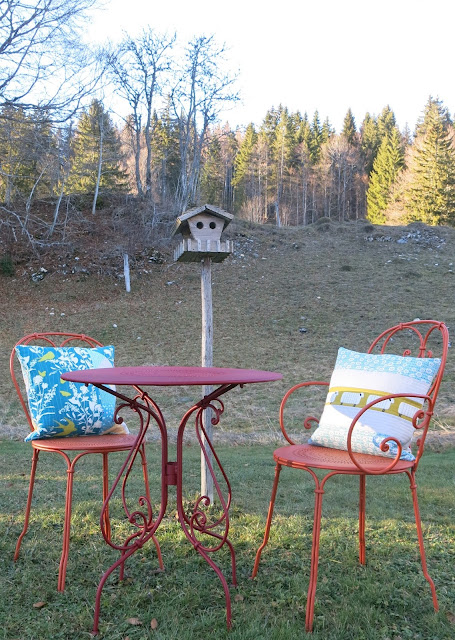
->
xmin=172 ymin=204 xmax=234 ymax=263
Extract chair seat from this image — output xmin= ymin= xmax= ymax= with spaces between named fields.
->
xmin=30 ymin=433 xmax=139 ymax=452
xmin=274 ymin=443 xmax=414 ymax=474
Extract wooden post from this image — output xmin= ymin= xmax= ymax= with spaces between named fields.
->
xmin=123 ymin=253 xmax=131 ymax=293
xmin=201 ymin=257 xmax=214 ymax=503
xmin=171 ymin=206 xmax=234 ymax=503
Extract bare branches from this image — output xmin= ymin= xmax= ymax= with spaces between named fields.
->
xmin=170 ymin=36 xmax=239 ymax=212
xmin=0 ymin=0 xmax=103 ymax=119
xmin=106 ymin=29 xmax=176 ymax=198
xmin=0 ymin=203 xmax=38 ymax=253
xmin=0 ymin=26 xmax=241 ymax=253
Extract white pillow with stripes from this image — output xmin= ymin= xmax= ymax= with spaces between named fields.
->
xmin=309 ymin=348 xmax=441 ymax=461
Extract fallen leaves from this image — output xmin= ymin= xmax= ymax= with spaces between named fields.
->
xmin=32 ymin=601 xmax=46 ymax=609
xmin=126 ymin=617 xmax=158 ymax=630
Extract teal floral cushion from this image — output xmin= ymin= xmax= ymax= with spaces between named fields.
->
xmin=15 ymin=345 xmax=117 ymax=441
xmin=309 ymin=348 xmax=441 ymax=461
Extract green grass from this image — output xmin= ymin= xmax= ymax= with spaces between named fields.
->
xmin=1 ymin=441 xmax=455 ymax=639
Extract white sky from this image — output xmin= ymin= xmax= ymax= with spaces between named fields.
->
xmin=87 ymin=0 xmax=455 ymax=133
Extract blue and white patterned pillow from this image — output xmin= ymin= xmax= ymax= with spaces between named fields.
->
xmin=15 ymin=345 xmax=120 ymax=441
xmin=309 ymin=347 xmax=441 ymax=461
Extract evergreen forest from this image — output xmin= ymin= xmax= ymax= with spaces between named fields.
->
xmin=1 ymin=2 xmax=455 ymax=259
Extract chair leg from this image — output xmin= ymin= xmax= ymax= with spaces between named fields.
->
xmin=139 ymin=443 xmax=164 ymax=570
xmin=306 ymin=482 xmax=325 ymax=633
xmin=14 ymin=448 xmax=40 ymax=561
xmin=359 ymin=474 xmax=366 ymax=565
xmin=102 ymin=453 xmax=111 ymax=541
xmin=251 ymin=463 xmax=282 ymax=578
xmin=408 ymin=472 xmax=439 ymax=611
xmin=57 ymin=464 xmax=75 ymax=592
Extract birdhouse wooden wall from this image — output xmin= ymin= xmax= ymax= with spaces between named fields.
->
xmin=172 ymin=204 xmax=234 ymax=263
xmin=187 ymin=213 xmax=224 ymax=242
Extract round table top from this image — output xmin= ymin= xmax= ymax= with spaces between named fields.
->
xmin=61 ymin=366 xmax=283 ymax=387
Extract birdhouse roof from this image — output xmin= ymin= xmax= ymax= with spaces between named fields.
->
xmin=171 ymin=204 xmax=234 ymax=236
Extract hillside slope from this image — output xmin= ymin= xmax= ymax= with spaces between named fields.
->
xmin=2 ymin=218 xmax=454 ymax=443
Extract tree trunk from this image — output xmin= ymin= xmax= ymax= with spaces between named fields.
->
xmin=49 ymin=171 xmax=69 ymax=237
xmin=92 ymin=116 xmax=104 ymax=215
xmin=134 ymin=115 xmax=143 ymax=197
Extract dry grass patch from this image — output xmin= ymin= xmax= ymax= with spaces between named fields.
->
xmin=2 ymin=218 xmax=455 ymax=443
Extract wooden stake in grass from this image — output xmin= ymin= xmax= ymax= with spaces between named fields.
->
xmin=123 ymin=253 xmax=131 ymax=293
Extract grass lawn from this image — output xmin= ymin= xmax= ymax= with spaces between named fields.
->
xmin=1 ymin=441 xmax=454 ymax=640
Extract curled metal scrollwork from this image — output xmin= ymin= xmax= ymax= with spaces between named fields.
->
xmin=304 ymin=416 xmax=320 ymax=430
xmin=346 ymin=393 xmax=433 ymax=474
xmin=185 ymin=398 xmax=232 ymax=552
xmin=279 ymin=381 xmax=329 ymax=445
xmin=172 ymin=385 xmax=238 ymax=602
xmin=378 ymin=434 xmax=402 ymax=456
xmin=97 ymin=388 xmax=167 ymax=554
xmin=412 ymin=409 xmax=426 ymax=428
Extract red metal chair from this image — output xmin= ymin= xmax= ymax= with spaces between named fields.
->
xmin=252 ymin=320 xmax=449 ymax=631
xmin=11 ymin=332 xmax=163 ymax=591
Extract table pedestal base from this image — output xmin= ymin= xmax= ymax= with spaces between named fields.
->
xmin=91 ymin=384 xmax=238 ymax=634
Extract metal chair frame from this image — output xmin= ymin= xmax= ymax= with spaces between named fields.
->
xmin=11 ymin=331 xmax=163 ymax=591
xmin=252 ymin=320 xmax=449 ymax=631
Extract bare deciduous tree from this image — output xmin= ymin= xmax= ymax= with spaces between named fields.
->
xmin=106 ymin=29 xmax=175 ymax=198
xmin=0 ymin=0 xmax=103 ymax=119
xmin=171 ymin=36 xmax=239 ymax=213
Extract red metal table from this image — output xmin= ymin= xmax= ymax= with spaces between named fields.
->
xmin=61 ymin=366 xmax=282 ymax=633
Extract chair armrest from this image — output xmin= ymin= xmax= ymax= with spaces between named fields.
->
xmin=346 ymin=392 xmax=434 ymax=474
xmin=279 ymin=381 xmax=329 ymax=445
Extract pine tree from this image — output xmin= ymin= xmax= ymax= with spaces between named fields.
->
xmin=218 ymin=125 xmax=238 ymax=211
xmin=403 ymin=98 xmax=455 ymax=225
xmin=261 ymin=107 xmax=280 ymax=139
xmin=342 ymin=108 xmax=357 ymax=145
xmin=321 ymin=117 xmax=334 ymax=143
xmin=272 ymin=106 xmax=297 ymax=225
xmin=290 ymin=111 xmax=304 ymax=138
xmin=68 ymin=100 xmax=126 ymax=209
xmin=309 ymin=111 xmax=323 ymax=164
xmin=367 ymin=127 xmax=404 ymax=224
xmin=257 ymin=109 xmax=279 ymax=218
xmin=232 ymin=123 xmax=257 ymax=210
xmin=0 ymin=106 xmax=31 ymax=204
xmin=360 ymin=112 xmax=379 ymax=175
xmin=415 ymin=96 xmax=452 ymax=137
xmin=296 ymin=112 xmax=310 ymax=145
xmin=377 ymin=106 xmax=396 ymax=139
xmin=199 ymin=134 xmax=224 ymax=204
xmin=0 ymin=105 xmax=54 ymax=206
xmin=151 ymin=105 xmax=181 ymax=206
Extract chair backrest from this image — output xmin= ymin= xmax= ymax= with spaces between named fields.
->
xmin=367 ymin=320 xmax=449 ymax=464
xmin=10 ymin=332 xmax=103 ymax=434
